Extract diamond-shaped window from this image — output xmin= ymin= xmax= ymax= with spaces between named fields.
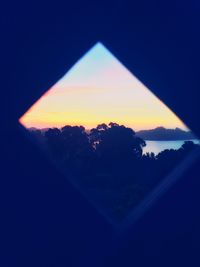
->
xmin=19 ymin=42 xmax=200 ymax=224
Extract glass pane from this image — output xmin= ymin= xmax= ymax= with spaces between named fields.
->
xmin=19 ymin=42 xmax=200 ymax=224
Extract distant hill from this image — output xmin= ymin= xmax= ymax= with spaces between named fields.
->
xmin=28 ymin=127 xmax=38 ymax=131
xmin=28 ymin=126 xmax=197 ymax=141
xmin=136 ymin=127 xmax=197 ymax=141
xmin=28 ymin=127 xmax=49 ymax=133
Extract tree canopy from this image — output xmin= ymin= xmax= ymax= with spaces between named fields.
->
xmin=30 ymin=123 xmax=199 ymax=222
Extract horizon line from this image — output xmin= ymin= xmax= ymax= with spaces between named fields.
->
xmin=26 ymin=124 xmax=191 ymax=132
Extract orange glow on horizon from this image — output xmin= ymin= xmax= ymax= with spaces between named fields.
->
xmin=19 ymin=43 xmax=188 ymax=131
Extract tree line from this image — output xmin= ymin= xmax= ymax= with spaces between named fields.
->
xmin=30 ymin=123 xmax=200 ymax=221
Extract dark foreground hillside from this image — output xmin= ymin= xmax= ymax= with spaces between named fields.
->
xmin=29 ymin=123 xmax=200 ymax=222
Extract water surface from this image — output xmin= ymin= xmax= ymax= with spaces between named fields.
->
xmin=143 ymin=139 xmax=200 ymax=155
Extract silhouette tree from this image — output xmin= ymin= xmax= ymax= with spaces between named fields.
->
xmin=61 ymin=125 xmax=93 ymax=169
xmin=180 ymin=140 xmax=198 ymax=154
xmin=45 ymin=126 xmax=94 ymax=172
xmin=45 ymin=128 xmax=63 ymax=160
xmin=31 ymin=125 xmax=200 ymax=222
xmin=90 ymin=123 xmax=146 ymax=163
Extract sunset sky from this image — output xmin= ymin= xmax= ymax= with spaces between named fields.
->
xmin=20 ymin=42 xmax=188 ymax=131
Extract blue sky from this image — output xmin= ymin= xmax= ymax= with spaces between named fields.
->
xmin=20 ymin=42 xmax=188 ymax=131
